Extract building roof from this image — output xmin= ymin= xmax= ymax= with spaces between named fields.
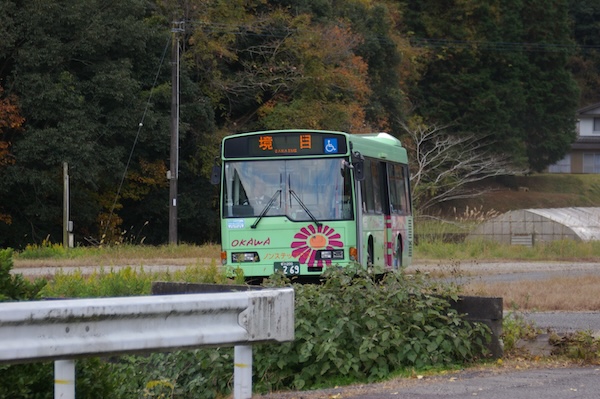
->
xmin=578 ymin=102 xmax=600 ymax=115
xmin=468 ymin=207 xmax=600 ymax=242
xmin=525 ymin=207 xmax=600 ymax=241
xmin=571 ymin=136 xmax=600 ymax=150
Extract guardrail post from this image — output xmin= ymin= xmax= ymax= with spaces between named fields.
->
xmin=55 ymin=359 xmax=75 ymax=399
xmin=234 ymin=345 xmax=253 ymax=399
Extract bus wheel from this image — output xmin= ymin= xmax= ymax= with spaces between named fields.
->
xmin=367 ymin=237 xmax=374 ymax=267
xmin=395 ymin=236 xmax=403 ymax=270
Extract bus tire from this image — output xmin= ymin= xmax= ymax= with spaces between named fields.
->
xmin=367 ymin=236 xmax=374 ymax=268
xmin=395 ymin=235 xmax=403 ymax=270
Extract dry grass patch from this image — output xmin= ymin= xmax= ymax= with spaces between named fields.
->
xmin=462 ymin=275 xmax=600 ymax=311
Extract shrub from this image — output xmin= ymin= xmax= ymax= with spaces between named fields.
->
xmin=253 ymin=268 xmax=490 ymax=392
xmin=0 ymin=248 xmax=47 ymax=301
xmin=109 ymin=268 xmax=490 ymax=398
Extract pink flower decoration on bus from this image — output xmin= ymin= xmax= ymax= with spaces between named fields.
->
xmin=290 ymin=224 xmax=343 ymax=268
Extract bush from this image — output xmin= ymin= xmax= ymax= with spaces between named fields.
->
xmin=108 ymin=268 xmax=490 ymax=398
xmin=253 ymin=268 xmax=490 ymax=392
xmin=0 ymin=248 xmax=47 ymax=301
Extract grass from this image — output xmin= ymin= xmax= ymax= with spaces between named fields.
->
xmin=413 ymin=238 xmax=600 ymax=312
xmin=13 ymin=242 xmax=221 ymax=268
xmin=415 ymin=237 xmax=600 ymax=261
xmin=13 ymin=230 xmax=600 ymax=312
xmin=442 ymin=173 xmax=600 ymax=213
xmin=461 ymin=275 xmax=600 ymax=311
xmin=40 ymin=261 xmax=244 ymax=298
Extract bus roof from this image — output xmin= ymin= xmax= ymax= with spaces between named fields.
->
xmin=349 ymin=132 xmax=408 ymax=164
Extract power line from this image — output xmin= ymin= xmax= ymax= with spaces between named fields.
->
xmin=101 ymin=36 xmax=171 ymax=243
xmin=188 ymin=20 xmax=600 ymax=54
xmin=409 ymin=37 xmax=599 ymax=53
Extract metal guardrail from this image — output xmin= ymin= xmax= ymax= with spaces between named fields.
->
xmin=0 ymin=287 xmax=294 ymax=399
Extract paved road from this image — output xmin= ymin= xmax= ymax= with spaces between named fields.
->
xmin=254 ymin=366 xmax=600 ymax=399
xmin=408 ymin=260 xmax=600 ymax=284
xmin=524 ymin=311 xmax=600 ymax=334
xmin=14 ymin=259 xmax=600 ymax=280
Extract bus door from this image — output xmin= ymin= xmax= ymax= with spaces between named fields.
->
xmin=381 ymin=162 xmax=394 ymax=270
xmin=359 ymin=158 xmax=386 ymax=268
xmin=385 ymin=162 xmax=412 ymax=270
xmin=364 ymin=159 xmax=398 ymax=270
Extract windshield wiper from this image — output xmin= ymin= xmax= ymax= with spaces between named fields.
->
xmin=289 ymin=189 xmax=322 ymax=227
xmin=251 ymin=190 xmax=281 ymax=229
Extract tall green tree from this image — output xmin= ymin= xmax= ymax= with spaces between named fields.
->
xmin=0 ymin=0 xmax=188 ymax=247
xmin=402 ymin=0 xmax=579 ymax=171
xmin=568 ymin=1 xmax=600 ymax=106
xmin=520 ymin=0 xmax=579 ymax=170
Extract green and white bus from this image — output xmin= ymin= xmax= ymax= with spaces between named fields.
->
xmin=212 ymin=129 xmax=413 ymax=280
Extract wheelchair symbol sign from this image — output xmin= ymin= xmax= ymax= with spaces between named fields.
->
xmin=324 ymin=138 xmax=338 ymax=154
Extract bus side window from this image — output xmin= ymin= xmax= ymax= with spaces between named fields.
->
xmin=388 ymin=163 xmax=411 ymax=215
xmin=360 ymin=159 xmax=383 ymax=214
xmin=372 ymin=161 xmax=382 ymax=213
xmin=361 ymin=160 xmax=373 ymax=212
xmin=402 ymin=164 xmax=412 ymax=214
xmin=389 ymin=163 xmax=404 ymax=214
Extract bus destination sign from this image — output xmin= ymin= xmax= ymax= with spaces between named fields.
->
xmin=223 ymin=131 xmax=348 ymax=158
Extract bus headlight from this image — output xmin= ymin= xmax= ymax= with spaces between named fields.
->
xmin=232 ymin=252 xmax=260 ymax=263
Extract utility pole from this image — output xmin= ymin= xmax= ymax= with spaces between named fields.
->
xmin=63 ymin=162 xmax=69 ymax=249
xmin=63 ymin=162 xmax=73 ymax=249
xmin=169 ymin=21 xmax=183 ymax=245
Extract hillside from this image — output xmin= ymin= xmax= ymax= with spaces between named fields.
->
xmin=440 ymin=174 xmax=600 ymax=216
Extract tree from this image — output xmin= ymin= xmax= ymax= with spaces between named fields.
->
xmin=182 ymin=0 xmax=408 ymax=133
xmin=402 ymin=117 xmax=526 ymax=213
xmin=401 ymin=0 xmax=579 ymax=171
xmin=0 ymin=85 xmax=23 ymax=168
xmin=0 ymin=85 xmax=24 ymax=225
xmin=0 ymin=0 xmax=177 ymax=247
xmin=256 ymin=21 xmax=372 ymax=132
xmin=568 ymin=1 xmax=600 ymax=106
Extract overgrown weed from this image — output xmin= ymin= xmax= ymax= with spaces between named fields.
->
xmin=502 ymin=311 xmax=542 ymax=354
xmin=3 ymin=256 xmax=493 ymax=398
xmin=40 ymin=259 xmax=244 ymax=298
xmin=550 ymin=331 xmax=600 ymax=363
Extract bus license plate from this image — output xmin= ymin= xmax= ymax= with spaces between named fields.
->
xmin=274 ymin=261 xmax=300 ymax=275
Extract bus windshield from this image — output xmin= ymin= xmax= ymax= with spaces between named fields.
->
xmin=223 ymin=158 xmax=353 ymax=221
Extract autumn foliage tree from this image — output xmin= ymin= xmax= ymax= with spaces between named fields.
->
xmin=0 ymin=85 xmax=24 ymax=224
xmin=0 ymin=85 xmax=23 ymax=167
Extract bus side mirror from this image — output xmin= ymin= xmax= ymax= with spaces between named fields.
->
xmin=210 ymin=164 xmax=221 ymax=185
xmin=352 ymin=151 xmax=365 ymax=181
